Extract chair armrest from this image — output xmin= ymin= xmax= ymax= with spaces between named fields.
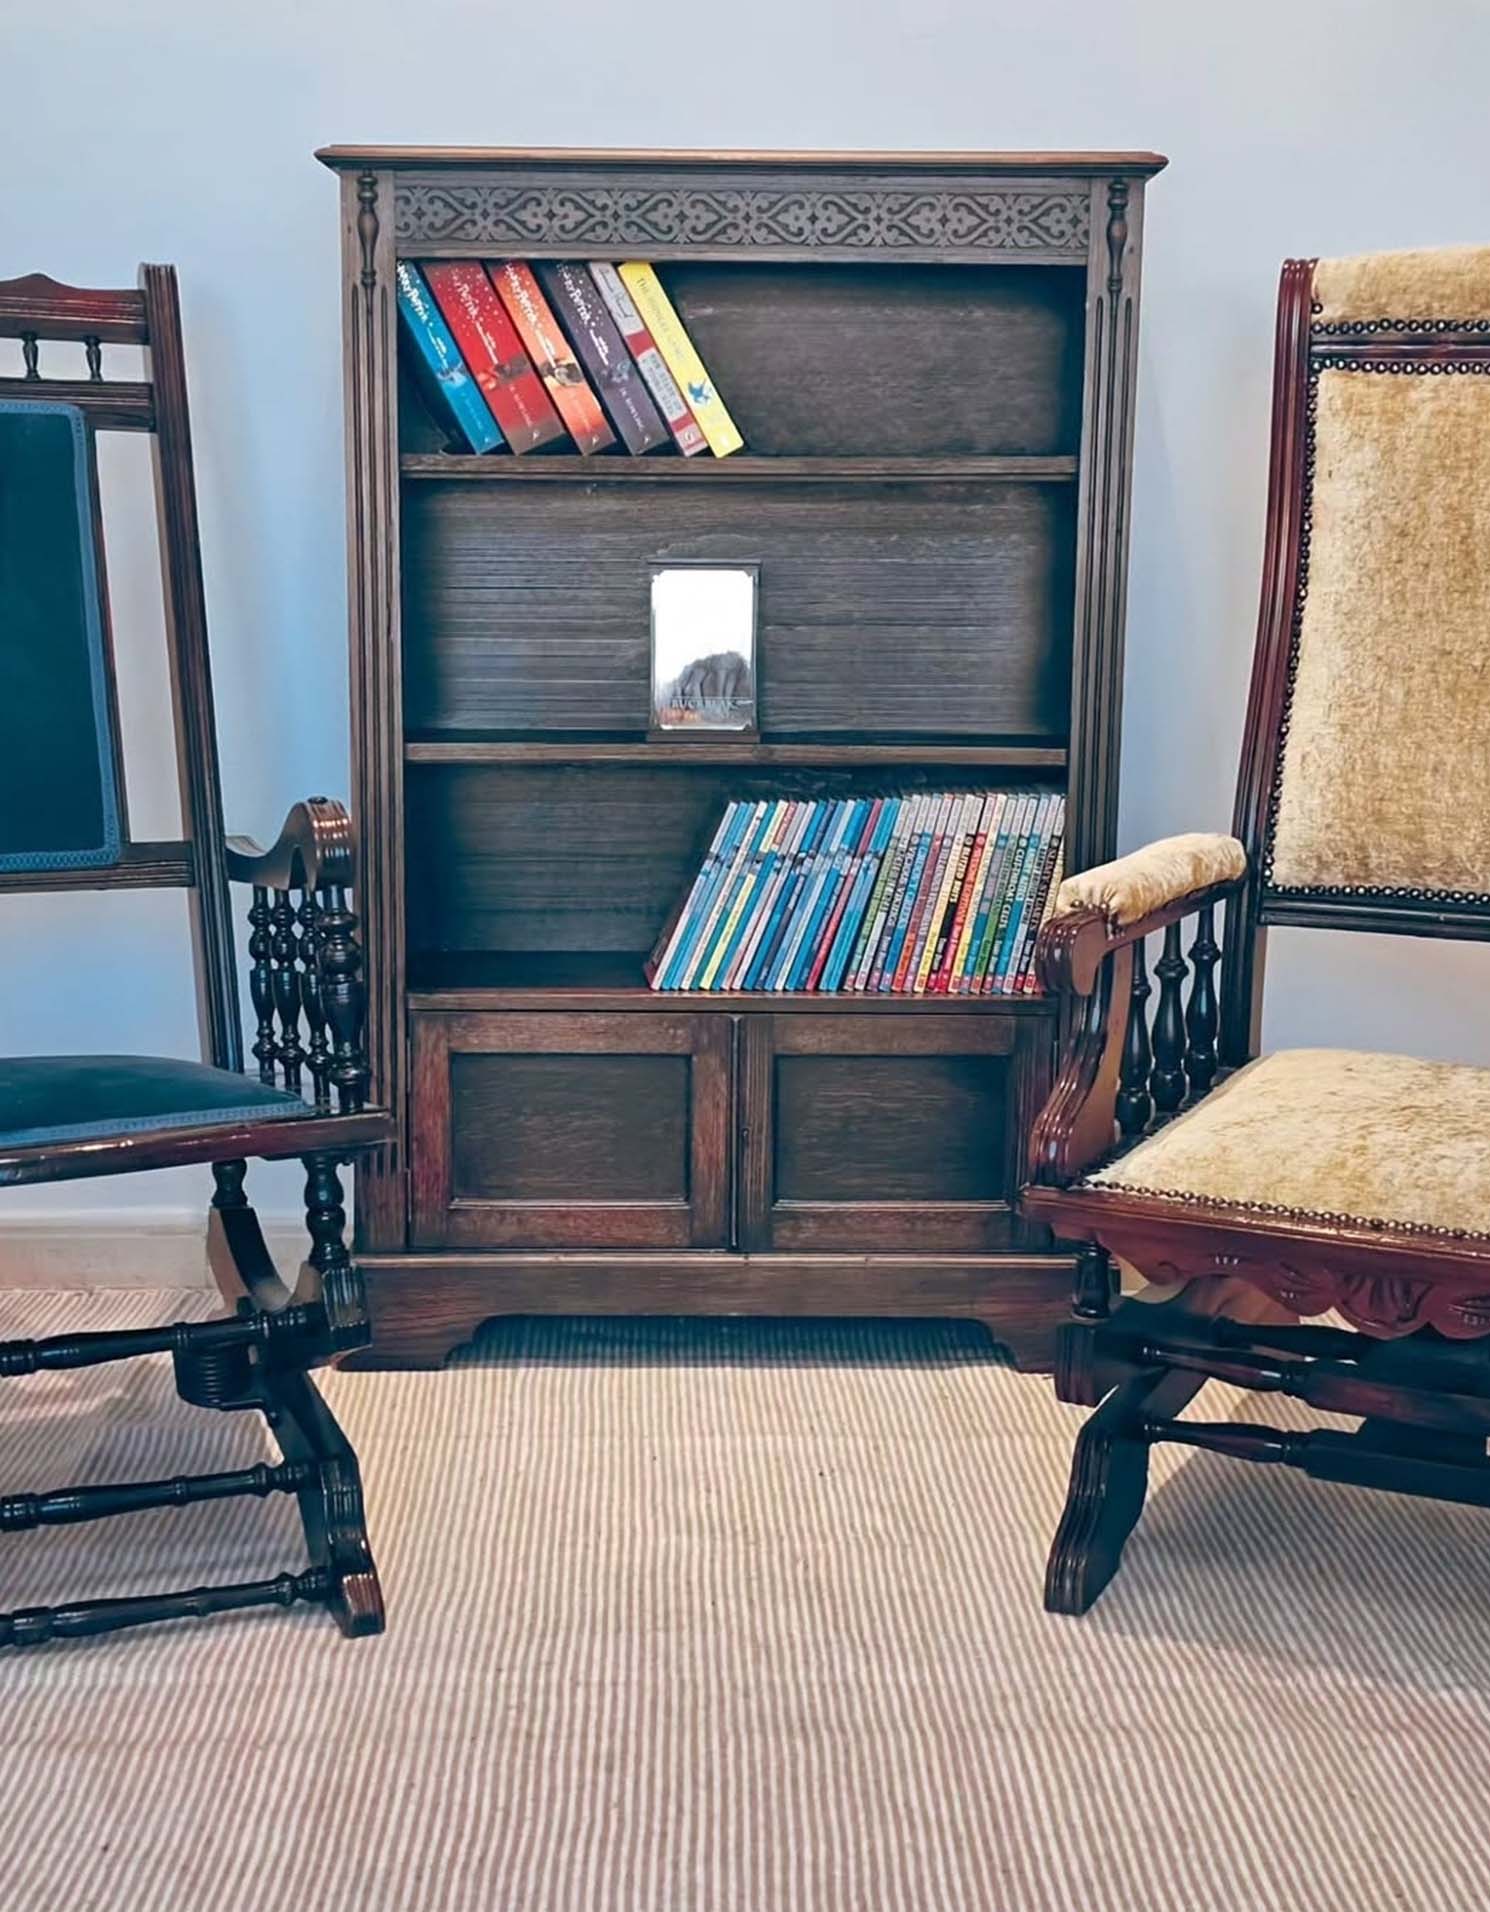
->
xmin=1037 ymin=834 xmax=1247 ymax=997
xmin=226 ymin=796 xmax=354 ymax=892
xmin=224 ymin=797 xmax=368 ymax=1115
xmin=1028 ymin=834 xmax=1246 ymax=1188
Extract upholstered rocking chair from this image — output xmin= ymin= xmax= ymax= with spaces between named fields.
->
xmin=0 ymin=267 xmax=391 ymax=1645
xmin=1023 ymin=245 xmax=1490 ymax=1614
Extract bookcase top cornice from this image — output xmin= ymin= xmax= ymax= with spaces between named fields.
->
xmin=316 ymin=146 xmax=1168 ymax=177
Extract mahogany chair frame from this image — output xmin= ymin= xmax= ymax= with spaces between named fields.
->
xmin=0 ymin=268 xmax=391 ymax=1646
xmin=1023 ymin=258 xmax=1490 ymax=1614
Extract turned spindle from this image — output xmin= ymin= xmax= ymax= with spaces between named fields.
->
xmin=1116 ymin=939 xmax=1153 ymax=1135
xmin=1185 ymin=902 xmax=1220 ymax=1097
xmin=1150 ymin=920 xmax=1188 ymax=1111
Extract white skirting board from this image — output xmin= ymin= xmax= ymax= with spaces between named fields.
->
xmin=0 ymin=1213 xmax=310 ymax=1289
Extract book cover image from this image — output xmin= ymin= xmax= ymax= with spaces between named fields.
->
xmin=422 ymin=262 xmax=565 ymax=454
xmin=394 ymin=261 xmax=503 ymax=455
xmin=489 ymin=261 xmax=616 ymax=454
xmin=538 ymin=262 xmax=669 ymax=456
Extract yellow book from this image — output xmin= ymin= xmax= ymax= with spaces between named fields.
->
xmin=617 ymin=262 xmax=744 ymax=458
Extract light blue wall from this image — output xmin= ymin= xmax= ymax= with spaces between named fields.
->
xmin=3 ymin=0 xmax=1488 ymax=1220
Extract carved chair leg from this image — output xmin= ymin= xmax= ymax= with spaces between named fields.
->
xmin=261 ymin=1364 xmax=384 ymax=1637
xmin=1045 ymin=1349 xmax=1212 ymax=1616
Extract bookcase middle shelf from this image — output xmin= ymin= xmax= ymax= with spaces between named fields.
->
xmin=403 ymin=739 xmax=1069 ymax=768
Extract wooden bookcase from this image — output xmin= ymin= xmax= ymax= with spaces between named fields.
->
xmin=318 ymin=145 xmax=1165 ymax=1368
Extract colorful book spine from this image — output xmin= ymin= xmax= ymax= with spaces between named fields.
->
xmin=536 ymin=262 xmax=669 ymax=456
xmin=913 ymin=793 xmax=977 ymax=994
xmin=395 ymin=262 xmax=503 ymax=454
xmin=772 ymin=800 xmax=850 ymax=992
xmin=646 ymin=801 xmax=740 ymax=985
xmin=986 ymin=795 xmax=1051 ymax=995
xmin=790 ymin=800 xmax=866 ymax=991
xmin=656 ymin=802 xmax=755 ymax=990
xmin=848 ymin=798 xmax=916 ymax=991
xmin=937 ymin=794 xmax=998 ymax=994
xmin=822 ymin=800 xmax=898 ymax=993
xmin=421 ymin=262 xmax=565 ymax=454
xmin=963 ymin=794 xmax=1028 ymax=994
xmin=740 ymin=802 xmax=818 ymax=990
xmin=890 ymin=794 xmax=954 ymax=994
xmin=616 ymin=263 xmax=744 ymax=458
xmin=1017 ymin=834 xmax=1065 ymax=995
xmin=489 ymin=262 xmax=616 ymax=454
xmin=688 ymin=802 xmax=777 ymax=989
xmin=730 ymin=802 xmax=804 ymax=990
xmin=869 ymin=795 xmax=931 ymax=993
xmin=809 ymin=799 xmax=881 ymax=992
xmin=587 ymin=264 xmax=708 ymax=457
xmin=757 ymin=803 xmax=837 ymax=991
xmin=704 ymin=800 xmax=789 ymax=990
xmin=1006 ymin=799 xmax=1063 ymax=994
xmin=670 ymin=800 xmax=767 ymax=989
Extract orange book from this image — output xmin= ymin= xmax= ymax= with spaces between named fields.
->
xmin=488 ymin=262 xmax=615 ymax=454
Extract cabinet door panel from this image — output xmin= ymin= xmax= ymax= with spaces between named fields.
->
xmin=739 ymin=1013 xmax=1054 ymax=1254
xmin=411 ymin=1011 xmax=731 ymax=1249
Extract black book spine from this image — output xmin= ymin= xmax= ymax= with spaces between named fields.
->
xmin=537 ymin=262 xmax=670 ymax=455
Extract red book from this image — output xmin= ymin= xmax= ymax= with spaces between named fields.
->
xmin=488 ymin=262 xmax=615 ymax=454
xmin=422 ymin=263 xmax=566 ymax=454
xmin=805 ymin=799 xmax=881 ymax=992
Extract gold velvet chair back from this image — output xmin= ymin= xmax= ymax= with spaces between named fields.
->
xmin=1222 ymin=247 xmax=1490 ymax=1054
xmin=1224 ymin=244 xmax=1490 ymax=1055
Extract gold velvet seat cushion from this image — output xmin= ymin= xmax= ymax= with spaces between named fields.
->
xmin=1084 ymin=1048 xmax=1490 ymax=1242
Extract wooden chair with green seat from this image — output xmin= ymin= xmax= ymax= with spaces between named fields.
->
xmin=1022 ymin=245 xmax=1490 ymax=1614
xmin=0 ymin=266 xmax=392 ymax=1646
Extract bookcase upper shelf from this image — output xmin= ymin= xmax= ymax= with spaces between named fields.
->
xmin=399 ymin=454 xmax=1079 ymax=484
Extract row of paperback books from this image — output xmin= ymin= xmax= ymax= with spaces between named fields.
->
xmin=647 ymin=790 xmax=1065 ymax=996
xmin=396 ymin=259 xmax=743 ymax=460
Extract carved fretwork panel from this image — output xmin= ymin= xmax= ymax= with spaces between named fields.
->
xmin=392 ymin=172 xmax=1093 ymax=261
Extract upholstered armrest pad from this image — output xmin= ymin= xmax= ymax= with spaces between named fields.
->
xmin=1054 ymin=833 xmax=1247 ymax=930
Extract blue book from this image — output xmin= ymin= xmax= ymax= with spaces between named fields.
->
xmin=651 ymin=801 xmax=742 ymax=990
xmin=748 ymin=802 xmax=834 ymax=992
xmin=877 ymin=797 xmax=941 ymax=993
xmin=822 ymin=799 xmax=899 ymax=993
xmin=739 ymin=803 xmax=814 ymax=992
xmin=395 ymin=262 xmax=504 ymax=454
xmin=724 ymin=803 xmax=802 ymax=990
xmin=789 ymin=798 xmax=869 ymax=991
xmin=687 ymin=802 xmax=779 ymax=990
xmin=707 ymin=800 xmax=789 ymax=990
xmin=772 ymin=800 xmax=851 ymax=991
xmin=658 ymin=801 xmax=752 ymax=990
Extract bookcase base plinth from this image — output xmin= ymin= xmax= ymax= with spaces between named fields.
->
xmin=347 ymin=1251 xmax=1077 ymax=1374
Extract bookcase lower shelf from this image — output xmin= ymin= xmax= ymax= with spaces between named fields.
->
xmin=346 ymin=1250 xmax=1078 ymax=1374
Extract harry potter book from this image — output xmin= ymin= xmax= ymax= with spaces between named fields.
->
xmin=422 ymin=262 xmax=565 ymax=454
xmin=587 ymin=263 xmax=708 ymax=456
xmin=488 ymin=261 xmax=615 ymax=454
xmin=537 ymin=262 xmax=669 ymax=455
xmin=394 ymin=262 xmax=503 ymax=455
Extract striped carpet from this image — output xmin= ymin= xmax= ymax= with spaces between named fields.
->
xmin=4 ymin=1291 xmax=1490 ymax=1912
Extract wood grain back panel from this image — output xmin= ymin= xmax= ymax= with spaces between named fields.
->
xmin=403 ymin=480 xmax=1074 ymax=740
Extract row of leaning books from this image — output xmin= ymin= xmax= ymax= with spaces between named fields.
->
xmin=396 ymin=259 xmax=743 ymax=460
xmin=646 ymin=790 xmax=1065 ymax=996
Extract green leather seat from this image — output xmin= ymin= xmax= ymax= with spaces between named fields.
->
xmin=0 ymin=1055 xmax=311 ymax=1150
